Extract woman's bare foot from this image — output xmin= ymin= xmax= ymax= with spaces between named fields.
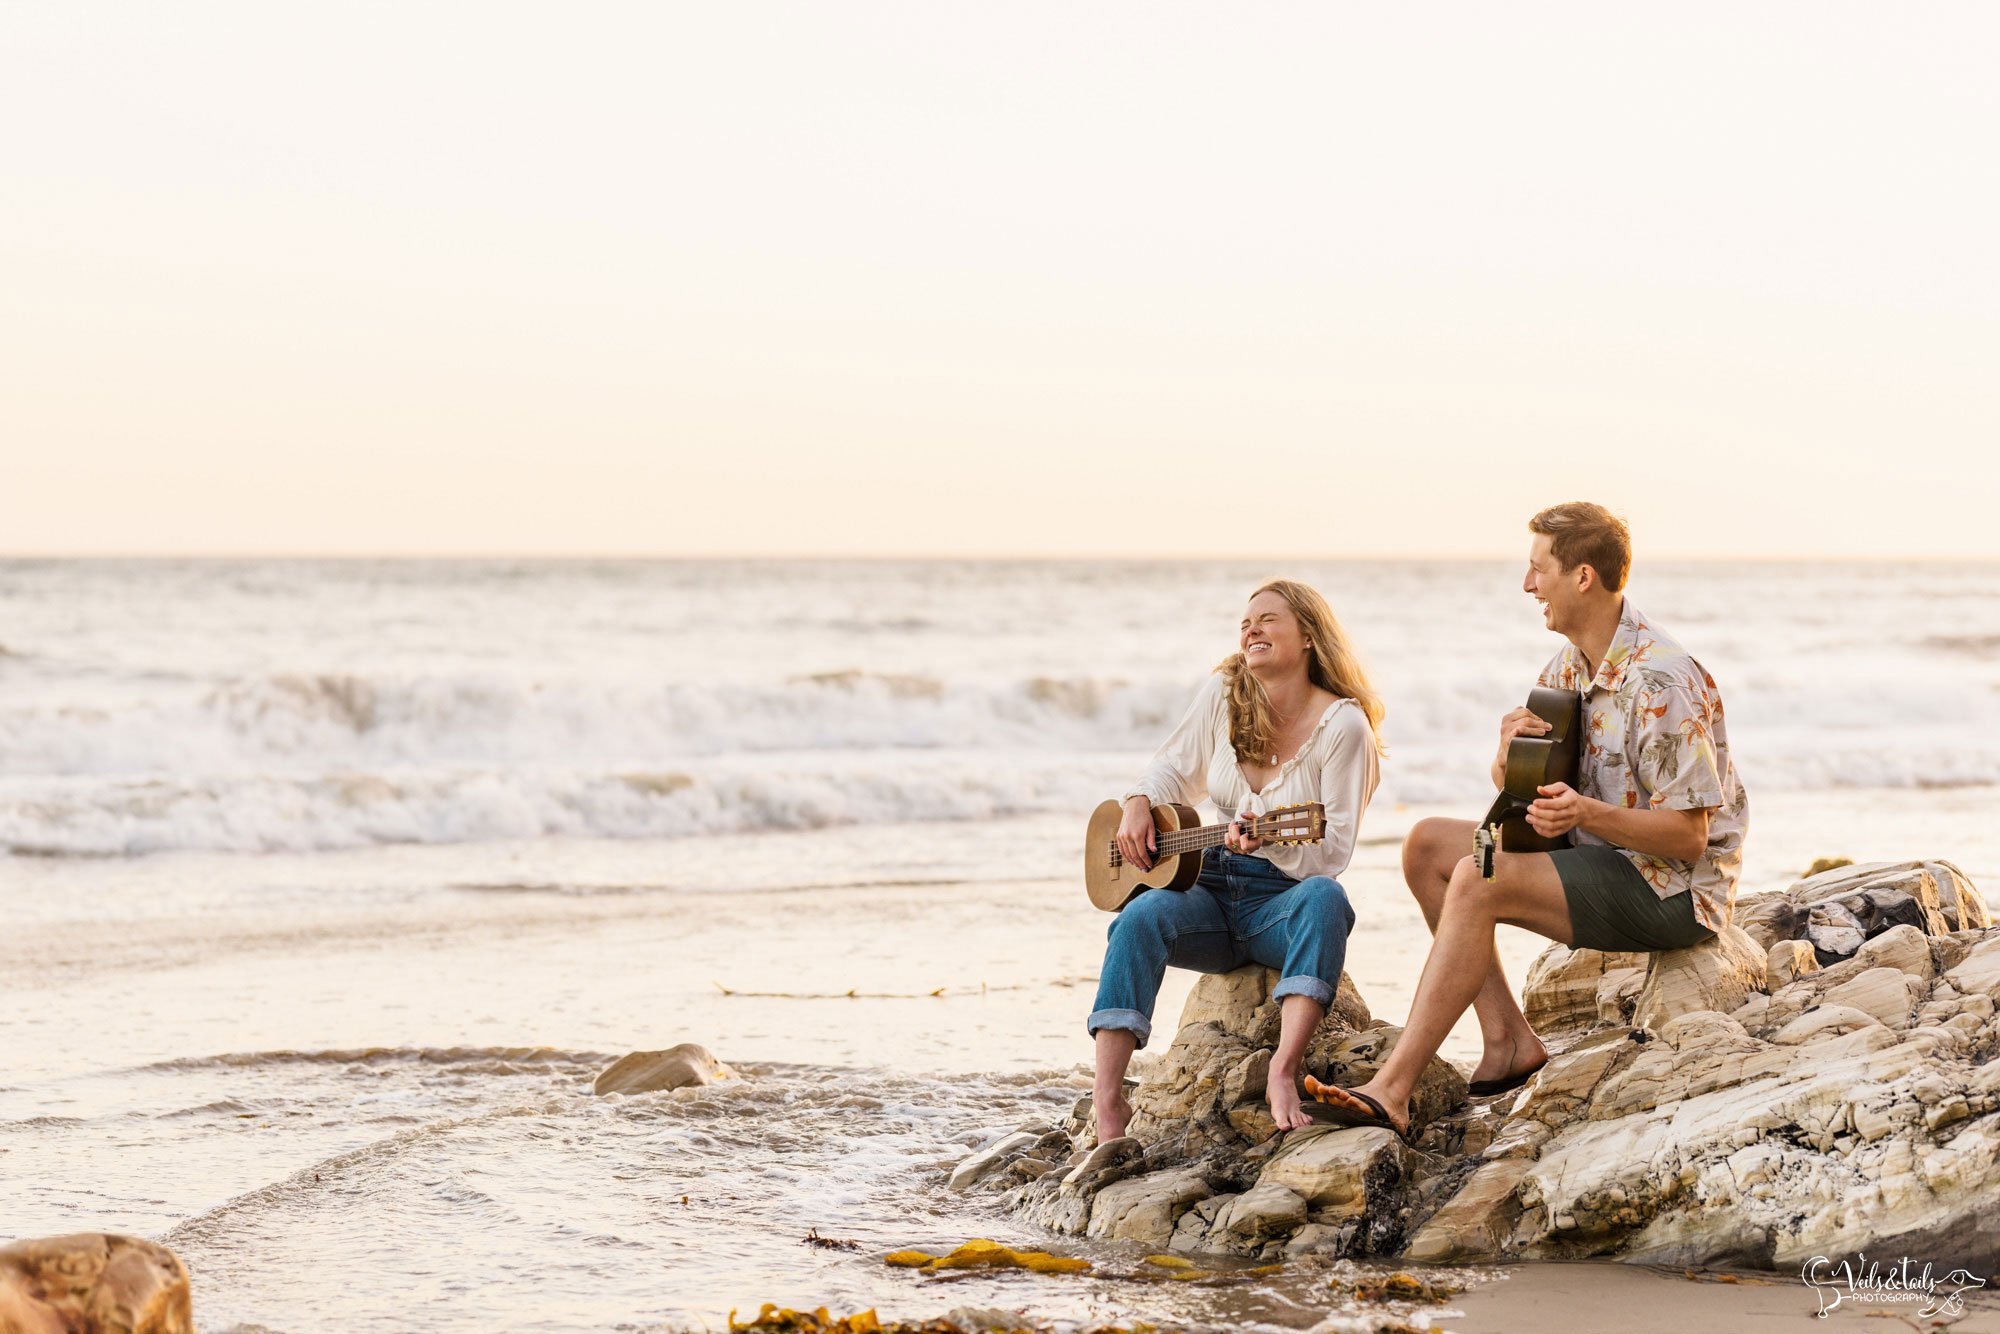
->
xmin=1469 ymin=1032 xmax=1548 ymax=1086
xmin=1303 ymin=1076 xmax=1409 ymax=1137
xmin=1267 ymin=1064 xmax=1313 ymax=1131
xmin=1094 ymin=1088 xmax=1134 ymax=1142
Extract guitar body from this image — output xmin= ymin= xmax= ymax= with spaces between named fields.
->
xmin=1084 ymin=799 xmax=1204 ymax=912
xmin=1474 ymin=686 xmax=1583 ymax=876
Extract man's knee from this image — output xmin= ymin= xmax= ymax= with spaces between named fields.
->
xmin=1440 ymin=857 xmax=1502 ymax=922
xmin=1403 ymin=818 xmax=1471 ymax=886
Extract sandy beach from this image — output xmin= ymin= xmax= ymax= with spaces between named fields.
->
xmin=1451 ymin=1261 xmax=2000 ymax=1332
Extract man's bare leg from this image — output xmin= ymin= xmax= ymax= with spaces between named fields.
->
xmin=1266 ymin=994 xmax=1325 ymax=1131
xmin=1327 ymin=851 xmax=1575 ymax=1132
xmin=1404 ymin=818 xmax=1548 ymax=1084
xmin=1093 ymin=1028 xmax=1138 ymax=1141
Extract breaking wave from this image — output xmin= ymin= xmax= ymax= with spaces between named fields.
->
xmin=5 ymin=660 xmax=1999 ymax=857
xmin=0 ymin=752 xmax=1126 ymax=857
xmin=0 ymin=669 xmax=1180 ymax=774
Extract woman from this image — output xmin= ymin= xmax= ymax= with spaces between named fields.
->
xmin=1089 ymin=578 xmax=1384 ymax=1141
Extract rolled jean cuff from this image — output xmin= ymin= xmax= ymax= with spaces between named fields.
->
xmin=1087 ymin=1008 xmax=1153 ymax=1049
xmin=1271 ymin=975 xmax=1334 ymax=1006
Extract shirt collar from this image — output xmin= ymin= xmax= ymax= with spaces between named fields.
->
xmin=1582 ymin=598 xmax=1647 ymax=694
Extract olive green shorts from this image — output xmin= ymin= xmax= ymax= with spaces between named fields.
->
xmin=1550 ymin=843 xmax=1714 ymax=953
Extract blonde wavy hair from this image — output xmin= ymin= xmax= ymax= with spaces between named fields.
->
xmin=1216 ymin=579 xmax=1386 ymax=760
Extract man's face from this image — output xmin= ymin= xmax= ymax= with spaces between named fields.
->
xmin=1523 ymin=533 xmax=1580 ymax=635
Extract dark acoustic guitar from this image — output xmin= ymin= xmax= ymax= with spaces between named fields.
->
xmin=1084 ymin=800 xmax=1326 ymax=912
xmin=1473 ymin=686 xmax=1582 ymax=879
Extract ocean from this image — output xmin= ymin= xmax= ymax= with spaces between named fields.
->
xmin=3 ymin=558 xmax=1997 ymax=1330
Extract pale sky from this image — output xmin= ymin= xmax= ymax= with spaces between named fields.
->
xmin=3 ymin=3 xmax=1996 ymax=559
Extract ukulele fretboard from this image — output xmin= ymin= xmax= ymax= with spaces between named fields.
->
xmin=1108 ymin=819 xmax=1277 ymax=867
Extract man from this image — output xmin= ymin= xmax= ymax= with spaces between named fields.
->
xmin=1311 ymin=501 xmax=1749 ymax=1135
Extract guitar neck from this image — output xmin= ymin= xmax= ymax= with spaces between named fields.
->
xmin=1152 ymin=821 xmax=1235 ymax=859
xmin=1112 ymin=815 xmax=1294 ymax=866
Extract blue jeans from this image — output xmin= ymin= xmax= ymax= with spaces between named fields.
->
xmin=1087 ymin=849 xmax=1355 ymax=1049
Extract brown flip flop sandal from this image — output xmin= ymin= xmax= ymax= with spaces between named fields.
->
xmin=1302 ymin=1075 xmax=1409 ymax=1140
xmin=1468 ymin=1057 xmax=1548 ymax=1098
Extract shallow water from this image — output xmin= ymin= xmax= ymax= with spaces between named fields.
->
xmin=5 ymin=793 xmax=1996 ymax=1330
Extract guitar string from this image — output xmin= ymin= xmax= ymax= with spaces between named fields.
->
xmin=1108 ymin=815 xmax=1319 ymax=865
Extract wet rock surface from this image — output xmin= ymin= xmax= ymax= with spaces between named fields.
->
xmin=953 ymin=859 xmax=2000 ymax=1272
xmin=0 ymin=1233 xmax=193 ymax=1334
xmin=593 ymin=1042 xmax=738 ymax=1095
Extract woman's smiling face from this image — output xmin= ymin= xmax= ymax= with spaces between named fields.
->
xmin=1240 ymin=589 xmax=1307 ymax=676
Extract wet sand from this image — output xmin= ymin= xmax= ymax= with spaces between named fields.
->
xmin=1450 ymin=1260 xmax=2000 ymax=1332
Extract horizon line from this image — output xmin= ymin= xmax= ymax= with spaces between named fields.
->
xmin=5 ymin=550 xmax=2000 ymax=566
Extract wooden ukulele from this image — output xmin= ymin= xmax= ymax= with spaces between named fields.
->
xmin=1084 ymin=800 xmax=1326 ymax=912
xmin=1473 ymin=686 xmax=1582 ymax=879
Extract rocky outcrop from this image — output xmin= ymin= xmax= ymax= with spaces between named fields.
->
xmin=1118 ymin=966 xmax=1385 ymax=1162
xmin=593 ymin=1043 xmax=738 ymax=1095
xmin=0 ymin=1234 xmax=193 ymax=1334
xmin=1630 ymin=925 xmax=1766 ymax=1028
xmin=954 ymin=859 xmax=2000 ymax=1273
xmin=966 ymin=962 xmax=1468 ymax=1261
xmin=1088 ymin=1169 xmax=1213 ymax=1244
xmin=1404 ymin=862 xmax=2000 ymax=1271
xmin=1734 ymin=859 xmax=1989 ymax=959
xmin=1521 ymin=945 xmax=1647 ymax=1037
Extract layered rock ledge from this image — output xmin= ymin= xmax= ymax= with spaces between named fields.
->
xmin=953 ymin=858 xmax=2000 ymax=1271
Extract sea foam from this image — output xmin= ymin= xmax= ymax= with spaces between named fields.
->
xmin=3 ymin=557 xmax=1997 ymax=856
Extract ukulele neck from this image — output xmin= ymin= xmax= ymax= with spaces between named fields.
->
xmin=1111 ymin=817 xmax=1275 ymax=867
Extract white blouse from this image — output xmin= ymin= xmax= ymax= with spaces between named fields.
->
xmin=1123 ymin=673 xmax=1380 ymax=881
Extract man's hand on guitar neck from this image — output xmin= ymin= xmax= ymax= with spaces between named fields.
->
xmin=1491 ymin=706 xmax=1552 ymax=789
xmin=1116 ymin=795 xmax=1158 ymax=870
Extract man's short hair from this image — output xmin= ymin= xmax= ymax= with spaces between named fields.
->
xmin=1529 ymin=502 xmax=1632 ymax=592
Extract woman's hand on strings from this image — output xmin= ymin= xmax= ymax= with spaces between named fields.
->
xmin=1117 ymin=796 xmax=1158 ymax=870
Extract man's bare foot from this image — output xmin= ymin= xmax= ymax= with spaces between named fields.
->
xmin=1303 ymin=1076 xmax=1409 ymax=1137
xmin=1469 ymin=1033 xmax=1548 ymax=1086
xmin=1094 ymin=1089 xmax=1133 ymax=1142
xmin=1267 ymin=1065 xmax=1312 ymax=1131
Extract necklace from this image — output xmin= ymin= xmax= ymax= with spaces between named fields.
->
xmin=1266 ymin=693 xmax=1314 ymax=764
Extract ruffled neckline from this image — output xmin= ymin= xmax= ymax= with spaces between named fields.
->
xmin=1238 ymin=694 xmax=1352 ymax=794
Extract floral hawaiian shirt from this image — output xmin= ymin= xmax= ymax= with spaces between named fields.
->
xmin=1536 ymin=600 xmax=1749 ymax=932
